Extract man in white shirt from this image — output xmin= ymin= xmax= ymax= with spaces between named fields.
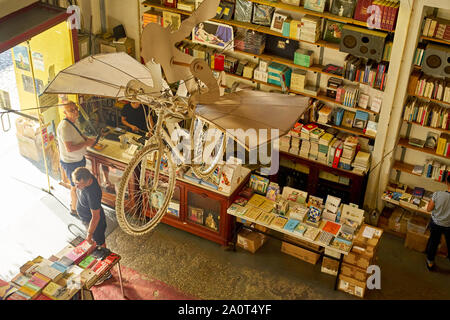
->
xmin=57 ymin=102 xmax=96 ymax=217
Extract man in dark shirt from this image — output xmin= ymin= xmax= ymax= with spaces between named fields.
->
xmin=121 ymin=101 xmax=154 ymax=133
xmin=72 ymin=167 xmax=107 ymax=248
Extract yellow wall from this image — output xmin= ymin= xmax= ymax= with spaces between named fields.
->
xmin=10 ymin=20 xmax=75 ymax=126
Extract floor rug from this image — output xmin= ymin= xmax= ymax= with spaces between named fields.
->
xmin=91 ymin=264 xmax=197 ymax=300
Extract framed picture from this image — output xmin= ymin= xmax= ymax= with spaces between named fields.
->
xmin=270 ymin=11 xmax=288 ymax=33
xmin=13 ymin=46 xmax=30 ymax=71
xmin=21 ymin=74 xmax=34 ymax=93
xmin=204 ymin=212 xmax=220 ymax=231
xmin=330 ymin=0 xmax=357 ymax=18
xmin=192 ymin=21 xmax=234 ymax=51
xmin=188 ymin=206 xmax=204 ymax=225
xmin=323 ymin=20 xmax=344 ymax=44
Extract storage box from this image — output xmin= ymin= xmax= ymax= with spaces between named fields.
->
xmin=237 ymin=229 xmax=267 ymax=253
xmin=404 ymin=229 xmax=430 ymax=253
xmin=16 ymin=134 xmax=40 ymax=162
xmin=281 ymin=241 xmax=320 ymax=264
xmin=338 ymin=274 xmax=366 ymax=298
xmin=407 ymin=216 xmax=429 ymax=234
xmin=340 ymin=262 xmax=368 ymax=282
xmin=321 ymin=256 xmax=339 ymax=276
xmin=388 ymin=209 xmax=408 ymax=234
xmin=343 ymin=251 xmax=372 ymax=269
xmin=353 ymin=224 xmax=383 ymax=248
xmin=325 ymin=247 xmax=342 ymax=259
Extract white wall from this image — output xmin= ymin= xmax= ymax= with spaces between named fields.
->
xmin=0 ymin=0 xmax=37 ymax=18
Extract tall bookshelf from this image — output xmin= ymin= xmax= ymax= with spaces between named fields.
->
xmin=139 ymin=0 xmax=398 ymax=203
xmin=386 ymin=7 xmax=450 ymax=216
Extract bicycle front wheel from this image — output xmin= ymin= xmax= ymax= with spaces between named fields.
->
xmin=116 ymin=144 xmax=176 ymax=236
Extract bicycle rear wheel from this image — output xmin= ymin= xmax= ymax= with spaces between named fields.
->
xmin=116 ymin=144 xmax=176 ymax=236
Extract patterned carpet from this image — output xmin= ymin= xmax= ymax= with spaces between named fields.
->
xmin=91 ymin=264 xmax=196 ymax=300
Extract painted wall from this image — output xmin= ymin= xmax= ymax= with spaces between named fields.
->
xmin=0 ymin=0 xmax=36 ymax=19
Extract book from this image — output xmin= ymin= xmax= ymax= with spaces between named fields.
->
xmin=342 ymin=110 xmax=356 ymax=128
xmin=11 ymin=273 xmax=30 ymax=287
xmin=270 ymin=216 xmax=289 ymax=229
xmin=244 ymin=207 xmax=263 ymax=220
xmin=323 ymin=20 xmax=344 ymax=43
xmin=303 ymin=227 xmax=320 ymax=241
xmin=257 ymin=212 xmax=277 ymax=225
xmin=322 ymin=221 xmax=341 ymax=235
xmin=294 ymin=223 xmax=308 ymax=235
xmin=283 ymin=219 xmax=300 ymax=232
xmin=408 ymin=137 xmax=425 ymax=148
xmin=0 ymin=279 xmax=18 ymax=300
xmin=304 ymin=0 xmax=326 ymax=12
xmin=79 ymin=255 xmax=97 ymax=269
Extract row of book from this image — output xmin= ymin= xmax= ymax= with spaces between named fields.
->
xmin=403 ymin=97 xmax=450 ymax=130
xmin=412 ymin=44 xmax=426 ymax=67
xmin=342 ymin=54 xmax=389 ymax=91
xmin=0 ymin=237 xmax=117 ymax=300
xmin=409 ymin=71 xmax=450 ymax=103
xmin=281 ymin=122 xmax=371 ymax=173
xmin=228 ymin=182 xmax=366 ymax=252
xmin=422 ymin=16 xmax=450 ymax=41
xmin=382 ymin=183 xmax=433 ymax=212
xmin=423 ymin=159 xmax=450 ymax=182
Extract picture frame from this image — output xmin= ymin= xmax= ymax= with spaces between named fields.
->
xmin=188 ymin=206 xmax=204 ymax=225
xmin=192 ymin=21 xmax=234 ymax=51
xmin=323 ymin=20 xmax=344 ymax=44
xmin=270 ymin=11 xmax=288 ymax=33
xmin=330 ymin=0 xmax=357 ymax=18
xmin=204 ymin=212 xmax=220 ymax=231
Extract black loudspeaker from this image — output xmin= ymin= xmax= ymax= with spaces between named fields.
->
xmin=113 ymin=24 xmax=126 ymax=40
xmin=339 ymin=25 xmax=387 ymax=62
xmin=265 ymin=34 xmax=299 ymax=60
xmin=422 ymin=44 xmax=450 ymax=78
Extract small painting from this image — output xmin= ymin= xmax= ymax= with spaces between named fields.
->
xmin=192 ymin=21 xmax=234 ymax=51
xmin=13 ymin=46 xmax=30 ymax=71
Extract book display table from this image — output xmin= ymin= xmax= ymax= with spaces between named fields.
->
xmin=1 ymin=237 xmax=126 ymax=300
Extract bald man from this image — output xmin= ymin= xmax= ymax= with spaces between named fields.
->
xmin=57 ymin=102 xmax=96 ymax=217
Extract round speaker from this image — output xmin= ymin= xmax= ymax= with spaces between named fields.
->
xmin=370 ymin=49 xmax=377 ymax=55
xmin=343 ymin=35 xmax=357 ymax=49
xmin=360 ymin=46 xmax=368 ymax=54
xmin=445 ymin=66 xmax=450 ymax=76
xmin=426 ymin=54 xmax=442 ymax=69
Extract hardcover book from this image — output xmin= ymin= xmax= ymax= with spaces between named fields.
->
xmin=322 ymin=220 xmax=342 ymax=235
xmin=323 ymin=20 xmax=344 ymax=43
xmin=283 ymin=219 xmax=300 ymax=232
xmin=304 ymin=0 xmax=327 ymax=12
xmin=270 ymin=216 xmax=289 ymax=229
xmin=330 ymin=0 xmax=357 ymax=18
xmin=256 ymin=212 xmax=277 ymax=225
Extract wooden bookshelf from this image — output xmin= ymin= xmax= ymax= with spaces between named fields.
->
xmin=398 ymin=137 xmax=450 ymax=160
xmin=403 ymin=120 xmax=450 ymax=134
xmin=142 ymin=0 xmax=340 ymax=50
xmin=410 ymin=93 xmax=450 ymax=107
xmin=421 ymin=35 xmax=450 ymax=46
xmin=310 ymin=120 xmax=375 ymax=140
xmin=382 ymin=197 xmax=430 ymax=215
xmin=393 ymin=160 xmax=446 ymax=185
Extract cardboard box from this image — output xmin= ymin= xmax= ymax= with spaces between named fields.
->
xmin=404 ymin=229 xmax=430 ymax=253
xmin=340 ymin=262 xmax=368 ymax=282
xmin=321 ymin=256 xmax=339 ymax=276
xmin=388 ymin=209 xmax=409 ymax=234
xmin=237 ymin=229 xmax=267 ymax=253
xmin=281 ymin=241 xmax=320 ymax=264
xmin=353 ymin=224 xmax=383 ymax=248
xmin=283 ymin=234 xmax=321 ymax=251
xmin=338 ymin=274 xmax=366 ymax=298
xmin=343 ymin=251 xmax=372 ymax=269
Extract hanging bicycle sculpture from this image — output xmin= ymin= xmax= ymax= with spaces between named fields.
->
xmin=43 ymin=0 xmax=310 ymax=235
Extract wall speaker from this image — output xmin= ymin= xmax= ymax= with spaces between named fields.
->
xmin=422 ymin=44 xmax=450 ymax=78
xmin=339 ymin=25 xmax=387 ymax=62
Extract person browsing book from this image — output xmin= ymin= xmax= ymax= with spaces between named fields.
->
xmin=57 ymin=102 xmax=96 ymax=217
xmin=426 ymin=175 xmax=450 ymax=271
xmin=72 ymin=167 xmax=107 ymax=248
xmin=121 ymin=101 xmax=154 ymax=133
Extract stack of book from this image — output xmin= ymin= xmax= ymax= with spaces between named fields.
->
xmin=422 ymin=16 xmax=450 ymax=40
xmin=424 ymin=159 xmax=448 ymax=182
xmin=300 ymin=15 xmax=321 ymax=43
xmin=340 ymin=136 xmax=359 ymax=170
xmin=290 ymin=69 xmax=307 ymax=92
xmin=354 ymin=0 xmax=399 ymax=31
xmin=413 ymin=43 xmax=426 ymax=66
xmin=365 ymin=121 xmax=378 ymax=137
xmin=280 ymin=134 xmax=291 ymax=152
xmin=352 ymin=151 xmax=371 ymax=174
xmin=290 ymin=135 xmax=301 ymax=155
xmin=317 ymin=105 xmax=333 ymax=124
xmin=326 ymin=77 xmax=343 ymax=99
xmin=343 ymin=54 xmax=389 ymax=90
xmin=309 ymin=127 xmax=325 ymax=161
xmin=323 ymin=195 xmax=341 ymax=222
xmin=318 ymin=133 xmax=334 ymax=164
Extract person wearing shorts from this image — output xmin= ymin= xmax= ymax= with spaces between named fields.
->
xmin=57 ymin=102 xmax=96 ymax=216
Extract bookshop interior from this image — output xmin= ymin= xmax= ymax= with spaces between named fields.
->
xmin=1 ymin=0 xmax=450 ymax=301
